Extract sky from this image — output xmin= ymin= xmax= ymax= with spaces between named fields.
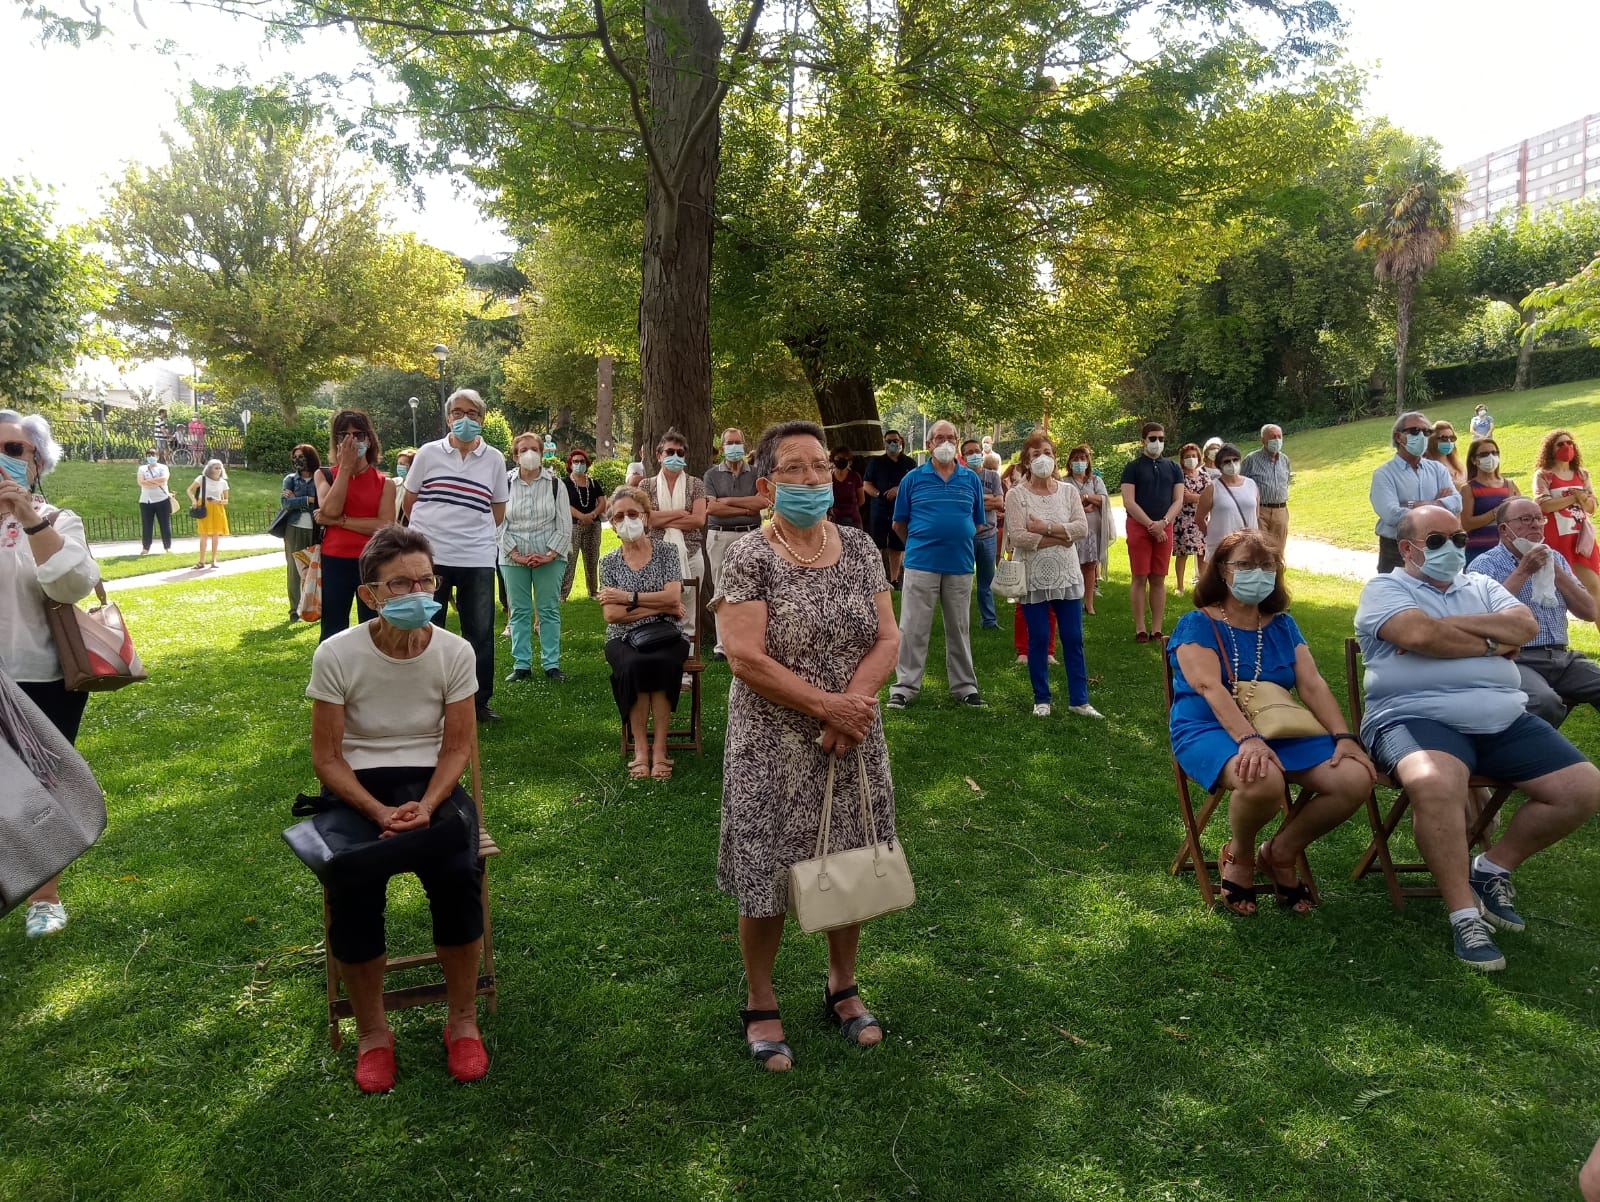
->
xmin=0 ymin=0 xmax=1596 ymax=257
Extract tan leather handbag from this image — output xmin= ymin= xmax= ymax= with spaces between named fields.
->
xmin=1203 ymin=612 xmax=1325 ymax=740
xmin=788 ymin=749 xmax=914 ymax=933
xmin=45 ymin=581 xmax=148 ymax=692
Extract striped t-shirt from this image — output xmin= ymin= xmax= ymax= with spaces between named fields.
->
xmin=404 ymin=436 xmax=510 ymax=567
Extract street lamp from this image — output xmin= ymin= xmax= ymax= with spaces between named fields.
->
xmin=407 ymin=396 xmax=419 ymax=446
xmin=432 ymin=344 xmax=449 ymax=436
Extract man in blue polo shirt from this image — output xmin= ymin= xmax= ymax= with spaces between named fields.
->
xmin=888 ymin=420 xmax=988 ymax=708
xmin=1355 ymin=503 xmax=1600 ymax=971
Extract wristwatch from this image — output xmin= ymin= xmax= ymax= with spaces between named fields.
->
xmin=628 ymin=591 xmax=640 ymax=610
xmin=21 ymin=519 xmax=49 ymax=535
xmin=1484 ymin=636 xmax=1499 ymax=656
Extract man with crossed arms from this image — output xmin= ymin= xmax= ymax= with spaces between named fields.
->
xmin=1355 ymin=503 xmax=1600 ymax=972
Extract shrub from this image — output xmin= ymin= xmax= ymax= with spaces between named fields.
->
xmin=587 ymin=457 xmax=630 ymax=495
xmin=244 ymin=414 xmax=325 ymax=474
xmin=1423 ymin=345 xmax=1600 ymax=399
xmin=480 ymin=411 xmax=513 ymax=457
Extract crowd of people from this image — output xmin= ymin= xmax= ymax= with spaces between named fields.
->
xmin=9 ymin=399 xmax=1600 ymax=1126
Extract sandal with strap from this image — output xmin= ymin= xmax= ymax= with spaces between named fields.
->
xmin=1258 ymin=839 xmax=1314 ymax=914
xmin=739 ymin=1007 xmax=794 ymax=1070
xmin=1217 ymin=841 xmax=1257 ymax=916
xmin=824 ymin=983 xmax=883 ymax=1047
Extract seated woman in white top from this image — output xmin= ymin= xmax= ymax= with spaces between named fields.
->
xmin=305 ymin=525 xmax=488 ymax=1094
xmin=1197 ymin=442 xmax=1259 ymax=562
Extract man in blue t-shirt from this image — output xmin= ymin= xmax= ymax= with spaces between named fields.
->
xmin=863 ymin=429 xmax=915 ymax=587
xmin=888 ymin=419 xmax=989 ymax=708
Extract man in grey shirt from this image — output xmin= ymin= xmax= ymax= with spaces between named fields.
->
xmin=1369 ymin=410 xmax=1462 ymax=574
xmin=703 ymin=427 xmax=765 ymax=657
xmin=1241 ymin=423 xmax=1290 ymax=549
xmin=1354 ymin=503 xmax=1599 ymax=971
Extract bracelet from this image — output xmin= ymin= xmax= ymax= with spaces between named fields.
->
xmin=21 ymin=519 xmax=49 ymax=535
xmin=1332 ymin=732 xmax=1363 ymax=747
xmin=1238 ymin=732 xmax=1265 ymax=745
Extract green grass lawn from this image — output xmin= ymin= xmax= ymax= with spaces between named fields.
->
xmin=46 ymin=461 xmax=293 ymax=541
xmin=4 ymin=542 xmax=1598 ymax=1201
xmin=1276 ymin=379 xmax=1600 ymax=552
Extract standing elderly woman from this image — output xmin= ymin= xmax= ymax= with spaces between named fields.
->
xmin=276 ymin=444 xmax=322 ymax=619
xmin=186 ymin=459 xmax=229 ymax=569
xmin=501 ymin=432 xmax=573 ymax=682
xmin=1006 ymin=430 xmax=1101 ymax=720
xmin=560 ymin=447 xmax=607 ymax=600
xmin=596 ymin=486 xmax=690 ymax=779
xmin=307 ymin=524 xmax=488 ymax=1091
xmin=0 ymin=409 xmax=103 ymax=937
xmin=1066 ymin=445 xmax=1110 ymax=614
xmin=1172 ymin=441 xmax=1211 ymax=594
xmin=716 ymin=420 xmax=900 ymax=1071
xmin=1168 ymin=529 xmax=1374 ymax=914
xmin=1196 ymin=443 xmax=1258 ymax=562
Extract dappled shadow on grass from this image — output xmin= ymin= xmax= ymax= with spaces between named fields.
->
xmin=2 ymin=567 xmax=1599 ymax=1200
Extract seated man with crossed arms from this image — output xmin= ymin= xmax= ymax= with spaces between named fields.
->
xmin=1469 ymin=495 xmax=1600 ymax=728
xmin=1354 ymin=504 xmax=1600 ymax=972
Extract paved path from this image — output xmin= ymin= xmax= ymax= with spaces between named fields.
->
xmin=1108 ymin=508 xmax=1370 ymax=582
xmin=93 ymin=533 xmax=281 ymax=558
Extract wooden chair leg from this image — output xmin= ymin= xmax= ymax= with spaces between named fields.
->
xmin=1172 ymin=783 xmax=1221 ymax=908
xmin=479 ymin=858 xmax=497 ymax=1014
xmin=1353 ymin=788 xmax=1409 ymax=909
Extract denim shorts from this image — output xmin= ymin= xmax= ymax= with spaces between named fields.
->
xmin=1368 ymin=712 xmax=1587 ymax=782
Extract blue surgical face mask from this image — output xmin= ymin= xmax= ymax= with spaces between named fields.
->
xmin=1228 ymin=568 xmax=1278 ymax=605
xmin=0 ymin=454 xmax=33 ymax=488
xmin=572 ymin=461 xmax=588 ymax=475
xmin=451 ymin=416 xmax=483 ymax=442
xmin=395 ymin=463 xmax=408 ymax=479
xmin=1404 ymin=432 xmax=1428 ymax=457
xmin=1069 ymin=460 xmax=1087 ymax=475
xmin=723 ymin=444 xmax=745 ymax=462
xmin=773 ymin=482 xmax=834 ymax=528
xmin=1413 ymin=541 xmax=1466 ymax=582
xmin=380 ymin=592 xmax=442 ymax=630
xmin=965 ymin=452 xmax=984 ymax=470
xmin=1436 ymin=440 xmax=1455 ymax=455
xmin=146 ymin=455 xmax=158 ymax=465
xmin=663 ymin=453 xmax=687 ymax=471
xmin=355 ymin=440 xmax=369 ymax=457
xmin=1265 ymin=438 xmax=1283 ymax=454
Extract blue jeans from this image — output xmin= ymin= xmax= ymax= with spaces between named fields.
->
xmin=431 ymin=565 xmax=498 ymax=706
xmin=974 ymin=533 xmax=998 ymax=627
xmin=501 ymin=558 xmax=565 ymax=671
xmin=1022 ymin=598 xmax=1088 ymax=705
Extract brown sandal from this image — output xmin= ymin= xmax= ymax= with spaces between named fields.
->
xmin=1258 ymin=839 xmax=1314 ymax=914
xmin=628 ymin=758 xmax=650 ymax=779
xmin=651 ymin=761 xmax=673 ymax=780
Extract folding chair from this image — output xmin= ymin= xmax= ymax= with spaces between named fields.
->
xmin=620 ymin=579 xmax=704 ymax=758
xmin=323 ymin=733 xmax=501 ymax=1050
xmin=1342 ymin=638 xmax=1514 ymax=909
xmin=1161 ymin=636 xmax=1319 ymax=907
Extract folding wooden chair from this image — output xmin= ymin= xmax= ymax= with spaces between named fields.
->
xmin=620 ymin=579 xmax=704 ymax=758
xmin=1342 ymin=637 xmax=1514 ymax=909
xmin=1161 ymin=637 xmax=1319 ymax=907
xmin=323 ymin=733 xmax=501 ymax=1050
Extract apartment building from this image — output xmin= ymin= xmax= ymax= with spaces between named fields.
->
xmin=1456 ymin=111 xmax=1600 ymax=230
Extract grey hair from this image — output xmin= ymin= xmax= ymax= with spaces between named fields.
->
xmin=1260 ymin=423 xmax=1281 ymax=439
xmin=752 ymin=420 xmax=826 ymax=480
xmin=445 ymin=388 xmax=487 ymax=421
xmin=608 ymin=484 xmax=652 ymax=514
xmin=0 ymin=409 xmax=63 ymax=477
xmin=983 ymin=451 xmax=1001 ymax=471
xmin=204 ymin=458 xmax=227 ymax=479
xmin=1393 ymin=410 xmax=1428 ymax=436
xmin=1493 ymin=495 xmax=1540 ymax=527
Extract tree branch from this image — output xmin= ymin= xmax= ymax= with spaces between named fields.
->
xmin=206 ymin=0 xmax=598 ymax=44
xmin=593 ymin=0 xmax=675 ymax=201
xmin=669 ymin=0 xmax=765 ymax=195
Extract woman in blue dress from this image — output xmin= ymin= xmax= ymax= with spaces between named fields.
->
xmin=1168 ymin=529 xmax=1375 ymax=914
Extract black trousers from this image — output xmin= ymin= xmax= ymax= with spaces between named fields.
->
xmin=431 ymin=565 xmax=497 ymax=706
xmin=139 ymin=501 xmax=173 ymax=551
xmin=320 ymin=553 xmax=378 ymax=643
xmin=19 ymin=678 xmax=88 ymax=746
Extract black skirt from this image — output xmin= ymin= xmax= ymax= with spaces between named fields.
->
xmin=605 ymin=632 xmax=689 ymax=718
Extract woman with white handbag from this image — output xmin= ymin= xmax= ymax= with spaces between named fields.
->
xmin=0 ymin=409 xmax=104 ymax=938
xmin=715 ymin=421 xmax=906 ymax=1072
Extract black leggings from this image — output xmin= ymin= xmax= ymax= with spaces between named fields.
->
xmin=19 ymin=678 xmax=88 ymax=745
xmin=322 ymin=766 xmax=483 ymax=963
xmin=319 ymin=553 xmax=378 ymax=642
xmin=140 ymin=501 xmax=173 ymax=551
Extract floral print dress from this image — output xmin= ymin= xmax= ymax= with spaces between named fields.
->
xmin=1174 ymin=468 xmax=1209 ymax=556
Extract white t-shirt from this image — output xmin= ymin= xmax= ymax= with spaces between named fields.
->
xmin=305 ymin=624 xmax=478 ymax=770
xmin=138 ymin=463 xmax=170 ymax=503
xmin=403 ymin=437 xmax=509 ymax=568
xmin=1205 ymin=476 xmax=1259 ymax=558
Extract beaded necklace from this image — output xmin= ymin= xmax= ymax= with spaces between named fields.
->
xmin=771 ymin=520 xmax=829 ymax=565
xmin=1213 ymin=605 xmax=1265 ymax=688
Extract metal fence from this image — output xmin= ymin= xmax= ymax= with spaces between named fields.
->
xmin=77 ymin=507 xmax=282 ymax=543
xmin=58 ymin=418 xmax=246 ymax=467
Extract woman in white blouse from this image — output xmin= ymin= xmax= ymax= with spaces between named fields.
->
xmin=136 ymin=446 xmax=173 ymax=553
xmin=500 ymin=432 xmax=574 ymax=682
xmin=1196 ymin=442 xmax=1259 ymax=562
xmin=0 ymin=409 xmax=103 ymax=938
xmin=1004 ymin=430 xmax=1102 ymax=720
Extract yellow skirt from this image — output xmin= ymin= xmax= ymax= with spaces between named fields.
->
xmin=195 ymin=501 xmax=229 ymax=537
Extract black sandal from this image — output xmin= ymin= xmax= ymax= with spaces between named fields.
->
xmin=739 ymin=1008 xmax=794 ymax=1069
xmin=1216 ymin=841 xmax=1258 ymax=916
xmin=1259 ymin=840 xmax=1315 ymax=914
xmin=824 ymin=983 xmax=883 ymax=1046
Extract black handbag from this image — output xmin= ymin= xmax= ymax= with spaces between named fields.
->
xmin=282 ymin=786 xmax=475 ymax=886
xmin=623 ymin=619 xmax=682 ymax=652
xmin=189 ymin=479 xmax=208 ymax=520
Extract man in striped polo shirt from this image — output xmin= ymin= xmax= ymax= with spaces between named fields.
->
xmin=402 ymin=388 xmax=510 ymax=722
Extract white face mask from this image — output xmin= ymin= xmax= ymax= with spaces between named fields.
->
xmin=1145 ymin=438 xmax=1164 ymax=456
xmin=1183 ymin=457 xmax=1198 ymax=469
xmin=1030 ymin=454 xmax=1056 ymax=478
xmin=1220 ymin=461 xmax=1240 ymax=478
xmin=517 ymin=450 xmax=541 ymax=471
xmin=616 ymin=515 xmax=646 ymax=542
xmin=1477 ymin=453 xmax=1500 ymax=472
xmin=1513 ymin=536 xmax=1543 ymax=555
xmin=932 ymin=443 xmax=957 ymax=464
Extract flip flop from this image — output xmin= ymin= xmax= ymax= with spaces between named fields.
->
xmin=651 ymin=762 xmax=673 ymax=780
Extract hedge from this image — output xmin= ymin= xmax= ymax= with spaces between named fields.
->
xmin=1424 ymin=344 xmax=1600 ymax=400
xmin=243 ymin=415 xmax=328 ymax=475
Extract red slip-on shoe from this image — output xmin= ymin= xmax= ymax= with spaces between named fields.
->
xmin=443 ymin=1026 xmax=489 ymax=1084
xmin=354 ymin=1031 xmax=397 ymax=1093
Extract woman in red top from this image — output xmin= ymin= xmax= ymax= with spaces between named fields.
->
xmin=829 ymin=446 xmax=865 ymax=527
xmin=1535 ymin=428 xmax=1600 ymax=616
xmin=315 ymin=409 xmax=398 ymax=641
xmin=1458 ymin=437 xmax=1519 ymax=565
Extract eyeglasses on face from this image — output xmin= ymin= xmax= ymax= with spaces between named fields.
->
xmin=1418 ymin=531 xmax=1469 ymax=551
xmin=1399 ymin=426 xmax=1430 ymax=438
xmin=660 ymin=446 xmax=686 ymax=457
xmin=1224 ymin=560 xmax=1276 ymax=572
xmin=1503 ymin=511 xmax=1543 ymax=526
xmin=2 ymin=441 xmax=32 ymax=459
xmin=369 ymin=574 xmax=441 ymax=597
xmin=773 ymin=459 xmax=832 ymax=477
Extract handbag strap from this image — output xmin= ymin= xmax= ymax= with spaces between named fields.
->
xmin=856 ymin=748 xmax=881 ymax=866
xmin=814 ymin=754 xmax=838 ymax=863
xmin=1201 ymin=611 xmax=1235 ymax=687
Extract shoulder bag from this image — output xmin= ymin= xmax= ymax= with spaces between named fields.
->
xmin=1203 ymin=612 xmax=1324 ymax=741
xmin=994 ymin=489 xmax=1028 ymax=599
xmin=789 ymin=748 xmax=914 ymax=933
xmin=623 ymin=618 xmax=682 ymax=652
xmin=45 ymin=581 xmax=148 ymax=692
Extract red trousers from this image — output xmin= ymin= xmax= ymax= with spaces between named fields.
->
xmin=1013 ymin=603 xmax=1056 ymax=656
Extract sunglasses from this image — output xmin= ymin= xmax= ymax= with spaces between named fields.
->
xmin=1399 ymin=426 xmax=1430 ymax=437
xmin=1417 ymin=531 xmax=1470 ymax=551
xmin=2 ymin=441 xmax=30 ymax=458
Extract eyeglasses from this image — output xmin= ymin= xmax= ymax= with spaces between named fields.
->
xmin=1225 ymin=561 xmax=1276 ymax=572
xmin=2 ymin=441 xmax=31 ymax=458
xmin=1398 ymin=427 xmax=1430 ymax=437
xmin=772 ymin=459 xmax=832 ymax=477
xmin=335 ymin=428 xmax=364 ymax=440
xmin=1503 ymin=512 xmax=1544 ymax=526
xmin=369 ymin=574 xmax=441 ymax=597
xmin=1418 ymin=532 xmax=1470 ymax=551
xmin=660 ymin=447 xmax=686 ymax=458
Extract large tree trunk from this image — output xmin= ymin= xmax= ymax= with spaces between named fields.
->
xmin=595 ymin=354 xmax=615 ymax=458
xmin=1515 ymin=309 xmax=1535 ymax=391
xmin=1394 ymin=277 xmax=1414 ymax=414
xmin=638 ymin=0 xmax=722 ymax=477
xmin=787 ymin=334 xmax=885 ymax=455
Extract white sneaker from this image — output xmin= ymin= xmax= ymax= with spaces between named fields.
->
xmin=1068 ymin=703 xmax=1105 ymax=719
xmin=24 ymin=900 xmax=68 ymax=938
xmin=1032 ymin=703 xmax=1052 ymax=717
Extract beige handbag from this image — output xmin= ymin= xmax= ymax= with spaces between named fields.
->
xmin=788 ymin=749 xmax=914 ymax=933
xmin=1204 ymin=613 xmax=1324 ymax=740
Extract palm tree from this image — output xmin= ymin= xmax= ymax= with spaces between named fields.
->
xmin=1355 ymin=148 xmax=1464 ymax=412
